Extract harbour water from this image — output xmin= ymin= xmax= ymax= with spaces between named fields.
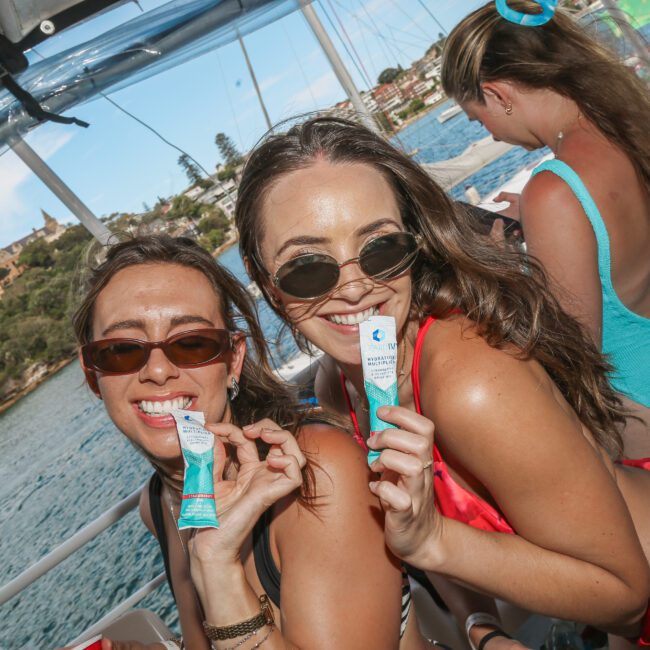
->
xmin=0 ymin=101 xmax=546 ymax=649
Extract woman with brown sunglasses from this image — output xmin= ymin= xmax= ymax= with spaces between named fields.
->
xmin=69 ymin=235 xmax=431 ymax=650
xmin=235 ymin=116 xmax=650 ymax=648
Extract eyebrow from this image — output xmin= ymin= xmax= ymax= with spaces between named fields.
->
xmin=275 ymin=218 xmax=403 ymax=259
xmin=101 ymin=315 xmax=214 ymax=337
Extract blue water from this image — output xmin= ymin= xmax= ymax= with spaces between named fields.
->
xmin=0 ymin=105 xmax=544 ymax=649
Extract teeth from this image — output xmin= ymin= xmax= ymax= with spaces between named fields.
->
xmin=138 ymin=396 xmax=192 ymax=416
xmin=326 ymin=306 xmax=379 ymax=326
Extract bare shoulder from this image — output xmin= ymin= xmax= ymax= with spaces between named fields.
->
xmin=296 ymin=422 xmax=369 ymax=496
xmin=139 ymin=476 xmax=156 ymax=536
xmin=418 ymin=316 xmax=559 ymax=441
xmin=521 ymin=168 xmax=588 ymax=226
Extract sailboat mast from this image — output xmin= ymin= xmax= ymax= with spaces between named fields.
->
xmin=238 ymin=33 xmax=273 ymax=131
xmin=299 ymin=1 xmax=379 ymax=133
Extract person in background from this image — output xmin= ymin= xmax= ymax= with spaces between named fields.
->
xmin=441 ymin=0 xmax=650 ymax=457
xmin=65 ymin=235 xmax=429 ymax=650
xmin=234 ymin=115 xmax=650 ymax=649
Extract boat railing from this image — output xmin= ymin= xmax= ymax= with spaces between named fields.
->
xmin=0 ymin=486 xmax=168 ymax=644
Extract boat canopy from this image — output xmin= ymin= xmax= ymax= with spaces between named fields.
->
xmin=0 ymin=0 xmax=303 ymax=149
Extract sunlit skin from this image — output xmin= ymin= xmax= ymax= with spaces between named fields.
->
xmin=81 ymin=263 xmax=245 ymax=463
xmin=259 ymin=159 xmax=417 ymax=380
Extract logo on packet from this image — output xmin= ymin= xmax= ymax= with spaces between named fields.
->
xmin=372 ymin=328 xmax=385 ymax=342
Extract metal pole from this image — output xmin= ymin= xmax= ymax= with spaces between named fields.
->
xmin=0 ymin=488 xmax=141 ymax=606
xmin=11 ymin=137 xmax=113 ymax=245
xmin=600 ymin=0 xmax=650 ymax=68
xmin=299 ymin=1 xmax=380 ymax=133
xmin=238 ymin=33 xmax=273 ymax=131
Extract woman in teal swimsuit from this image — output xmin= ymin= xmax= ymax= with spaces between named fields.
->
xmin=441 ymin=0 xmax=650 ymax=458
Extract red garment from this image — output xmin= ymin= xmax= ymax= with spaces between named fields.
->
xmin=342 ymin=314 xmax=650 ymax=643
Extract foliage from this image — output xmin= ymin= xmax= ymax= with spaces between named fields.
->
xmin=215 ymin=132 xmax=243 ymax=183
xmin=197 ymin=209 xmax=229 ymax=234
xmin=409 ymin=98 xmax=425 ymax=114
xmin=0 ymin=225 xmax=93 ymax=402
xmin=177 ymin=153 xmax=205 ymax=187
xmin=0 ymin=268 xmax=9 ymax=281
xmin=378 ymin=66 xmax=402 ymax=85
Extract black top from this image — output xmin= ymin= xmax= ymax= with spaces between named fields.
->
xmin=148 ymin=471 xmax=280 ymax=606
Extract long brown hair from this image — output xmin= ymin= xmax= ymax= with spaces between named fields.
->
xmin=441 ymin=0 xmax=650 ymax=188
xmin=72 ymin=235 xmax=317 ymax=493
xmin=235 ymin=116 xmax=626 ymax=458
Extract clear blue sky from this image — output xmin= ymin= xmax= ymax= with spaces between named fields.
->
xmin=0 ymin=0 xmax=484 ymax=248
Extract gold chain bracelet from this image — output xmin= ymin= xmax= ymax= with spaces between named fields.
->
xmin=203 ymin=594 xmax=274 ymax=641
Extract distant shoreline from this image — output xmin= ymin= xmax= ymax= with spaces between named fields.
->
xmin=0 ymin=355 xmax=76 ymax=415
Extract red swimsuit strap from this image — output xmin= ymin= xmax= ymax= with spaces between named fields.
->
xmin=339 ymin=371 xmax=369 ymax=452
xmin=412 ymin=316 xmax=443 ymax=463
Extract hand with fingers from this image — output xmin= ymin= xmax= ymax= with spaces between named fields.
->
xmin=366 ymin=405 xmax=442 ymax=568
xmin=188 ymin=418 xmax=306 ymax=593
xmin=493 ymin=191 xmax=521 ymax=221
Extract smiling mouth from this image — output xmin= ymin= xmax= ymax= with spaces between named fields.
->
xmin=137 ymin=396 xmax=193 ymax=417
xmin=325 ymin=305 xmax=379 ymax=326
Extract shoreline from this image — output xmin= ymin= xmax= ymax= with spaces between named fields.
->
xmin=0 ymin=355 xmax=76 ymax=416
xmin=0 ymin=231 xmax=241 ymax=415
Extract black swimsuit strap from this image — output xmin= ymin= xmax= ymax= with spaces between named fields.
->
xmin=252 ymin=508 xmax=281 ymax=607
xmin=149 ymin=472 xmax=176 ymax=603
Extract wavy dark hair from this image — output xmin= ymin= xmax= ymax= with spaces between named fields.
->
xmin=441 ymin=0 xmax=650 ymax=189
xmin=235 ymin=116 xmax=626 ymax=458
xmin=72 ymin=234 xmax=317 ymax=494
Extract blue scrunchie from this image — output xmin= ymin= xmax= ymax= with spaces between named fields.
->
xmin=495 ymin=0 xmax=558 ymax=26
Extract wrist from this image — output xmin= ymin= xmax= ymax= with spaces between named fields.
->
xmin=465 ymin=613 xmax=502 ymax=650
xmin=415 ymin=514 xmax=448 ymax=571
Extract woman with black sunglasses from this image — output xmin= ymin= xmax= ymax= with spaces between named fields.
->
xmin=235 ymin=116 xmax=650 ymax=647
xmin=69 ymin=235 xmax=431 ymax=650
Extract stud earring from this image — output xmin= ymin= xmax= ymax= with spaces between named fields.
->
xmin=227 ymin=376 xmax=240 ymax=401
xmin=505 ymin=102 xmax=513 ymax=115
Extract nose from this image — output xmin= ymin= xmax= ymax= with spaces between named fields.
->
xmin=138 ymin=347 xmax=180 ymax=385
xmin=332 ymin=259 xmax=374 ymax=303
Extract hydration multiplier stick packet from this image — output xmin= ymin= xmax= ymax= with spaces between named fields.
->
xmin=171 ymin=409 xmax=220 ymax=530
xmin=69 ymin=635 xmax=102 ymax=650
xmin=359 ymin=315 xmax=399 ymax=465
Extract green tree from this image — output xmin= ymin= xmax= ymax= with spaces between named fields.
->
xmin=378 ymin=67 xmax=401 ymax=85
xmin=197 ymin=209 xmax=229 ymax=234
xmin=409 ymin=98 xmax=425 ymax=114
xmin=0 ymin=268 xmax=9 ymax=281
xmin=18 ymin=239 xmax=55 ymax=268
xmin=177 ymin=153 xmax=204 ymax=186
xmin=214 ymin=133 xmax=243 ymax=167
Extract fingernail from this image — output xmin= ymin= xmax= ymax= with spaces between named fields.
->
xmin=366 ymin=437 xmax=376 ymax=448
xmin=377 ymin=406 xmax=389 ymax=417
xmin=369 ymin=481 xmax=378 ymax=491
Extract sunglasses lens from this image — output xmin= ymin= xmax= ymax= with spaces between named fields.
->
xmin=89 ymin=340 xmax=147 ymax=373
xmin=276 ymin=255 xmax=340 ymax=299
xmin=166 ymin=332 xmax=230 ymax=366
xmin=360 ymin=233 xmax=417 ymax=279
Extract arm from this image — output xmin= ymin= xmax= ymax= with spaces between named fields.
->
xmin=274 ymin=424 xmax=405 ymax=649
xmin=521 ymin=172 xmax=603 ymax=344
xmin=189 ymin=420 xmax=407 ymax=649
xmin=370 ymin=324 xmax=649 ymax=634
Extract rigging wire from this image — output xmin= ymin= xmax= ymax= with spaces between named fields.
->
xmin=214 ymin=47 xmax=245 ymax=151
xmin=415 ymin=0 xmax=448 ymax=36
xmin=352 ymin=0 xmax=410 ymax=64
xmin=388 ymin=0 xmax=434 ymax=42
xmin=281 ymin=21 xmax=319 ymax=111
xmin=324 ymin=0 xmax=374 ymax=89
xmin=319 ymin=0 xmax=373 ymax=90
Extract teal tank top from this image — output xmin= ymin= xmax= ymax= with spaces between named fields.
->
xmin=531 ymin=159 xmax=650 ymax=407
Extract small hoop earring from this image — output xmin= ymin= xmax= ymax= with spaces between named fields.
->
xmin=505 ymin=102 xmax=513 ymax=115
xmin=227 ymin=377 xmax=240 ymax=401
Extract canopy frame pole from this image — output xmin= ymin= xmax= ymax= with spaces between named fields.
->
xmin=238 ymin=33 xmax=273 ymax=131
xmin=10 ymin=136 xmax=112 ymax=245
xmin=298 ymin=1 xmax=379 ymax=133
xmin=600 ymin=0 xmax=650 ymax=68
